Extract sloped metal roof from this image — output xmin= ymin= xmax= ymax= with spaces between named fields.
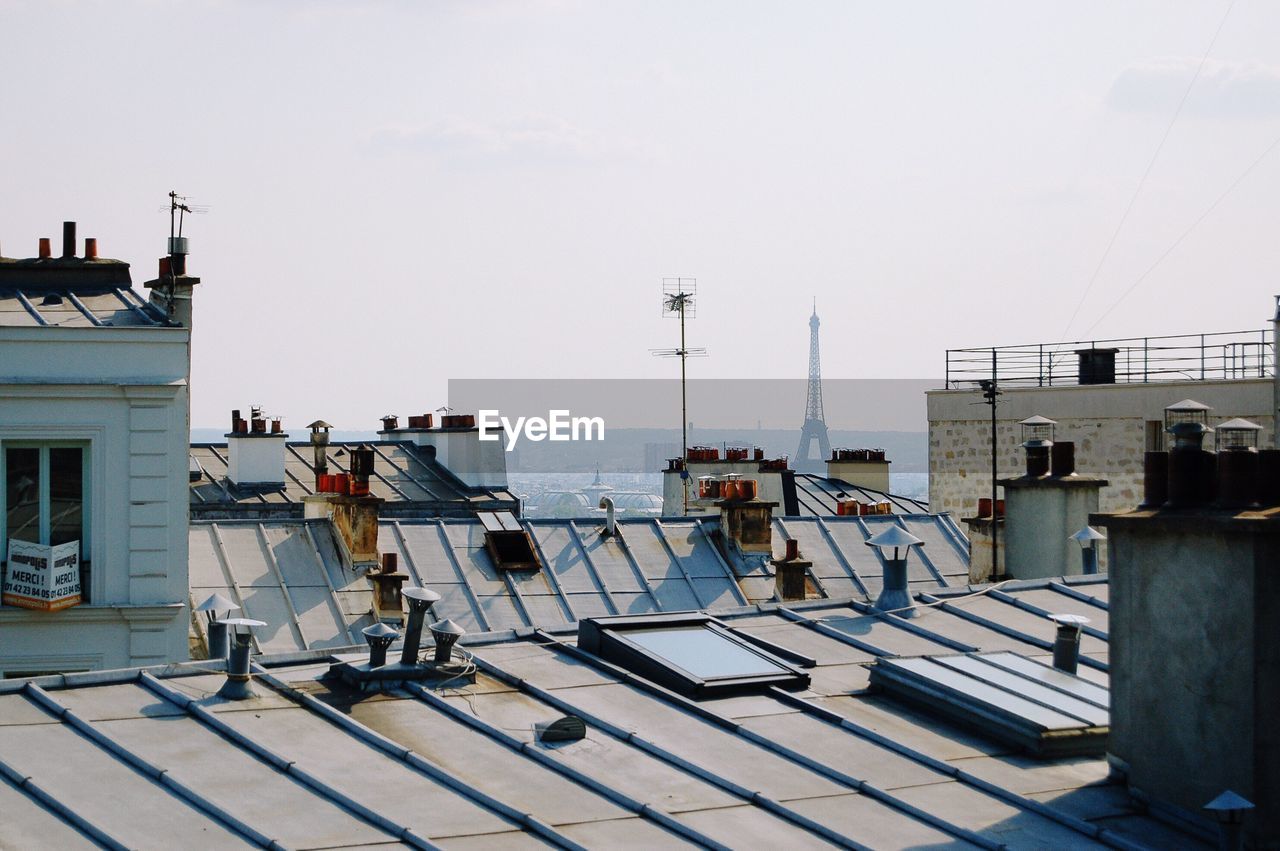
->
xmin=190 ymin=512 xmax=965 ymax=657
xmin=791 ymin=473 xmax=929 ymax=515
xmin=189 ymin=441 xmax=517 ymax=513
xmin=0 ymin=578 xmax=1209 ymax=850
xmin=0 ymin=285 xmax=170 ymax=327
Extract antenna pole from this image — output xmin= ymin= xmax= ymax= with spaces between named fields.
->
xmin=988 ymin=351 xmax=999 ymax=579
xmin=680 ymin=288 xmax=689 ymax=515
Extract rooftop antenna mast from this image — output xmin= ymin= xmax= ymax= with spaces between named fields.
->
xmin=156 ymin=190 xmax=208 ymax=318
xmin=651 ymin=278 xmax=707 ymax=515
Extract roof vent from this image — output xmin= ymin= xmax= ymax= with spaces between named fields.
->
xmin=865 ymin=526 xmax=924 ymax=617
xmin=429 ymin=619 xmax=466 ymax=665
xmin=535 ymin=715 xmax=587 ymax=743
xmin=363 ymin=622 xmax=400 ymax=668
xmin=195 ymin=592 xmax=241 ymax=660
xmin=216 ymin=617 xmax=267 ymax=700
xmin=399 ymin=586 xmax=441 ymax=666
xmin=1049 ymin=613 xmax=1089 ymax=674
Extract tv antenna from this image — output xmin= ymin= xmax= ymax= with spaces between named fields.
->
xmin=159 ymin=190 xmax=209 ymax=241
xmin=651 ymin=278 xmax=707 ymax=515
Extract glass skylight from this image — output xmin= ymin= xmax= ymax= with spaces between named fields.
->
xmin=620 ymin=626 xmax=792 ymax=679
xmin=577 ymin=613 xmax=813 ymax=697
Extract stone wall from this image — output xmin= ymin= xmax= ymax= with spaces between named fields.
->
xmin=927 ymin=379 xmax=1274 ymax=519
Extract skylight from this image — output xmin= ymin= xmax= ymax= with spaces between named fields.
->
xmin=578 ymin=613 xmax=812 ymax=698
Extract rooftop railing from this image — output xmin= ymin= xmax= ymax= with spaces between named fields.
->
xmin=945 ymin=329 xmax=1274 ymax=389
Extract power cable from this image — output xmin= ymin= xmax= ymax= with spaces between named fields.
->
xmin=1059 ymin=0 xmax=1237 ymax=342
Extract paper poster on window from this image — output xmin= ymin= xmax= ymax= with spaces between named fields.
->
xmin=3 ymin=539 xmax=82 ymax=611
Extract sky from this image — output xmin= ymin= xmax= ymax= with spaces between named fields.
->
xmin=2 ymin=0 xmax=1279 ymax=430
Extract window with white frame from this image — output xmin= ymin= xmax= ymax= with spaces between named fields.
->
xmin=2 ymin=444 xmax=91 ymax=605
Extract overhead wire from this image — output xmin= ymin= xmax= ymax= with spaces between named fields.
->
xmin=1079 ymin=128 xmax=1280 ymax=337
xmin=1058 ymin=0 xmax=1238 ymax=343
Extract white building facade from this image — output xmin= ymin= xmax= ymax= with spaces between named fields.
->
xmin=0 ymin=225 xmax=195 ymax=675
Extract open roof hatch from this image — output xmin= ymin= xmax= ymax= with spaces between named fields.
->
xmin=479 ymin=511 xmax=541 ymax=571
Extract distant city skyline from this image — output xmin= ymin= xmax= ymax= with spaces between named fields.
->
xmin=3 ymin=0 xmax=1277 ymax=428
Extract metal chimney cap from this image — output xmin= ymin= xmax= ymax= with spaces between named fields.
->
xmin=864 ymin=526 xmax=924 ymax=551
xmin=307 ymin=420 xmax=333 ymax=430
xmin=429 ymin=618 xmax=466 ymax=637
xmin=219 ymin=617 xmax=267 ymax=628
xmin=1218 ymin=417 xmax=1262 ymax=432
xmin=363 ymin=622 xmax=401 ymax=640
xmin=1069 ymin=526 xmax=1106 ymax=546
xmin=1048 ymin=613 xmax=1090 ymax=627
xmin=403 ymin=587 xmax=442 ymax=604
xmin=1165 ymin=399 xmax=1213 ymax=412
xmin=195 ymin=592 xmax=240 ymax=614
xmin=1018 ymin=415 xmax=1058 ymax=426
xmin=1204 ymin=790 xmax=1254 ymax=814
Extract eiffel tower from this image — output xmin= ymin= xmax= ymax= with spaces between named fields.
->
xmin=794 ymin=302 xmax=831 ymax=474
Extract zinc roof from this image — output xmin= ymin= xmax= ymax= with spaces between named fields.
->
xmin=0 ymin=577 xmax=1209 ymax=850
xmin=189 ymin=441 xmax=518 ymax=513
xmin=189 ymin=513 xmax=972 ymax=655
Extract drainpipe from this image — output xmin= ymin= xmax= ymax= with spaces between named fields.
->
xmin=599 ymin=496 xmax=616 ymax=537
xmin=1049 ymin=613 xmax=1089 ymax=674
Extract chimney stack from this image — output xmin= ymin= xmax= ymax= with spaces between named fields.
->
xmin=83 ymin=237 xmax=97 ymax=259
xmin=62 ymin=221 xmax=76 ymax=258
xmin=226 ymin=406 xmax=288 ymax=487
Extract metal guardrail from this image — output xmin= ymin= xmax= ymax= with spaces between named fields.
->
xmin=945 ymin=329 xmax=1274 ymax=389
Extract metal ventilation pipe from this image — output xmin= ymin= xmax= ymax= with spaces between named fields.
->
xmin=363 ymin=622 xmax=400 ymax=668
xmin=216 ymin=618 xmax=266 ymax=700
xmin=430 ymin=618 xmax=465 ymax=665
xmin=1049 ymin=614 xmax=1089 ymax=674
xmin=865 ymin=526 xmax=924 ymax=618
xmin=1069 ymin=527 xmax=1105 ymax=575
xmin=195 ymin=592 xmax=240 ymax=662
xmin=1204 ymin=790 xmax=1254 ymax=851
xmin=399 ymin=586 xmax=441 ymax=666
xmin=599 ymin=496 xmax=616 ymax=537
xmin=1050 ymin=442 xmax=1075 ymax=477
xmin=62 ymin=222 xmax=76 ymax=258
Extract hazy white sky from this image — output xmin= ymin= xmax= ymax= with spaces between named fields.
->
xmin=3 ymin=0 xmax=1279 ymax=429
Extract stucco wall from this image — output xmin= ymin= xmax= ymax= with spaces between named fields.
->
xmin=1101 ymin=516 xmax=1279 ymax=846
xmin=0 ymin=327 xmax=191 ymax=673
xmin=927 ymin=379 xmax=1274 ymax=518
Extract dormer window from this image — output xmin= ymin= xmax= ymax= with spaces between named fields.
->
xmin=578 ymin=613 xmax=812 ymax=697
